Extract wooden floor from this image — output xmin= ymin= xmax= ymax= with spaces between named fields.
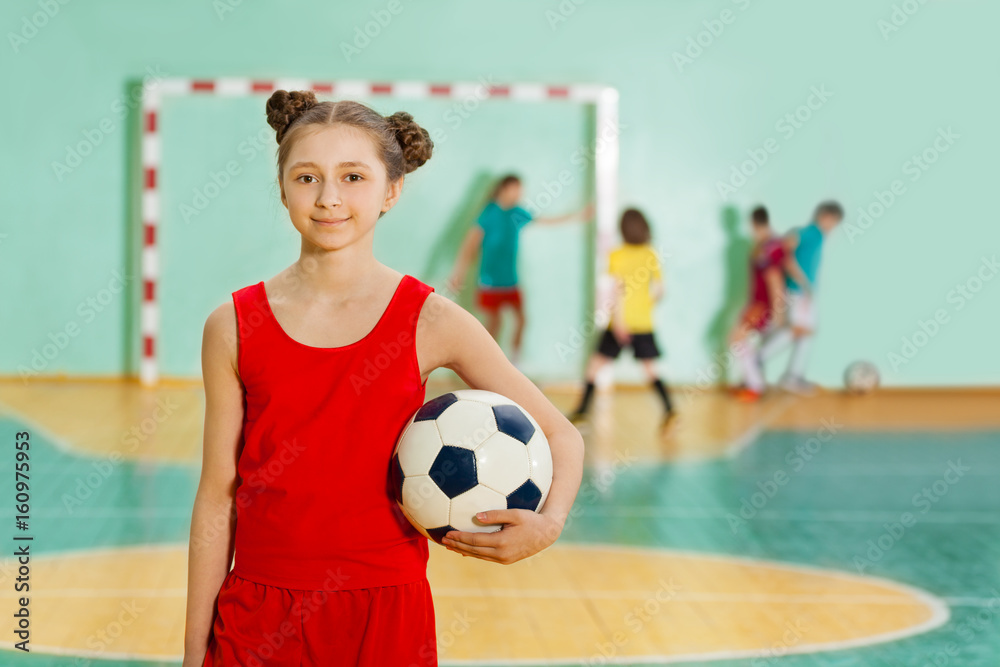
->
xmin=0 ymin=377 xmax=997 ymax=665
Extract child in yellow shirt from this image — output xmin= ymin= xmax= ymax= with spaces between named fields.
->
xmin=567 ymin=208 xmax=675 ymax=431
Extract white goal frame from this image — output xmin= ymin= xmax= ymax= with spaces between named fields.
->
xmin=138 ymin=77 xmax=619 ymax=385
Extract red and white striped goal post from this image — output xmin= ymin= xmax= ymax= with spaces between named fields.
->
xmin=139 ymin=78 xmax=620 ymax=385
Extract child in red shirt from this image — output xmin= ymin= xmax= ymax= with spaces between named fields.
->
xmin=730 ymin=206 xmax=788 ymax=401
xmin=183 ymin=90 xmax=585 ymax=667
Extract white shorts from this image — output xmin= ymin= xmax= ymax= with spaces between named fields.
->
xmin=789 ymin=292 xmax=817 ymax=330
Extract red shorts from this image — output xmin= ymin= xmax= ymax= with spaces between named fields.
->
xmin=476 ymin=285 xmax=521 ymax=311
xmin=202 ymin=571 xmax=437 ymax=667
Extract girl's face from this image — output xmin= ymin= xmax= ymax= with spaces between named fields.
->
xmin=496 ymin=182 xmax=521 ymax=209
xmin=279 ymin=124 xmax=402 ymax=250
xmin=751 ymin=223 xmax=771 ymax=242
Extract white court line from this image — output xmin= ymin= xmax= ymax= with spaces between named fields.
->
xmin=0 ymin=396 xmax=199 ymax=467
xmin=579 ymin=507 xmax=1000 ymax=523
xmin=12 ymin=587 xmax=947 ymax=606
xmin=0 ymin=397 xmax=81 ymax=456
xmin=6 ymin=542 xmax=950 ymax=666
xmin=723 ymin=394 xmax=797 ymax=458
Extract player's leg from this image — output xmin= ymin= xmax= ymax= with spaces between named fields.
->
xmin=509 ymin=287 xmax=525 ymax=366
xmin=633 ymin=333 xmax=676 ymax=431
xmin=730 ymin=306 xmax=766 ymax=401
xmin=476 ymin=287 xmax=502 ymax=340
xmin=568 ymin=328 xmax=619 ymax=422
xmin=779 ymin=293 xmax=818 ymax=395
xmin=759 ymin=323 xmax=794 ymax=361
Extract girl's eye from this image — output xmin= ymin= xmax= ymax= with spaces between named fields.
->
xmin=346 ymin=174 xmax=363 ymax=182
xmin=298 ymin=175 xmax=317 ymax=184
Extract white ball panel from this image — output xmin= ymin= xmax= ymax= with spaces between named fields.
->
xmin=401 ymin=475 xmax=451 ymax=530
xmin=475 ymin=432 xmax=530 ymax=495
xmin=396 ymin=420 xmax=444 ymax=476
xmin=451 ymin=388 xmax=516 ymax=407
xmin=527 ymin=433 xmax=553 ymax=496
xmin=449 ymin=484 xmax=507 ymax=533
xmin=436 ymin=400 xmax=496 ymax=449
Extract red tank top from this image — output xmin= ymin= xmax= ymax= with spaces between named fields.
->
xmin=229 ymin=273 xmax=434 ymax=590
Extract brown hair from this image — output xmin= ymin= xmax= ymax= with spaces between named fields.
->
xmin=265 ymin=90 xmax=433 ymax=185
xmin=620 ymin=208 xmax=651 ymax=244
xmin=751 ymin=205 xmax=769 ymax=226
xmin=490 ymin=174 xmax=521 ymax=201
xmin=814 ymin=200 xmax=844 ymax=220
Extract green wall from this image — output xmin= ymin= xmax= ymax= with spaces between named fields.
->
xmin=3 ymin=0 xmax=998 ymax=387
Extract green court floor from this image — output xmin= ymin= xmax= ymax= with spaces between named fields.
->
xmin=2 ymin=417 xmax=997 ymax=665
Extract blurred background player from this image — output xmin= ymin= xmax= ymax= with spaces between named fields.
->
xmin=729 ymin=206 xmax=787 ymax=402
xmin=567 ymin=208 xmax=675 ymax=432
xmin=447 ymin=174 xmax=591 ymax=367
xmin=758 ymin=200 xmax=845 ymax=395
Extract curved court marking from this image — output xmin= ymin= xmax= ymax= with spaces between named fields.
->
xmin=430 ymin=542 xmax=950 ymax=665
xmin=0 ymin=541 xmax=948 ymax=664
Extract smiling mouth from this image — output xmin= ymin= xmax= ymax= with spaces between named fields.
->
xmin=313 ymin=217 xmax=349 ymax=225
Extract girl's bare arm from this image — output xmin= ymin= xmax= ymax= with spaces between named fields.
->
xmin=416 ymin=293 xmax=585 ymax=564
xmin=183 ymin=303 xmax=246 ymax=666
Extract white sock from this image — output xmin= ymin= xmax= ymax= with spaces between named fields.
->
xmin=789 ymin=336 xmax=812 ymax=378
xmin=759 ymin=328 xmax=793 ymax=361
xmin=736 ymin=340 xmax=765 ymax=392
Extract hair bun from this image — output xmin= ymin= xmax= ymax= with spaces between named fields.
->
xmin=266 ymin=90 xmax=319 ymax=144
xmin=385 ymin=111 xmax=433 ymax=174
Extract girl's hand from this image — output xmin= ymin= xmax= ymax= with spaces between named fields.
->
xmin=441 ymin=509 xmax=563 ymax=564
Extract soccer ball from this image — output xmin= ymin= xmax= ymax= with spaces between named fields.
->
xmin=391 ymin=389 xmax=553 ymax=545
xmin=844 ymin=360 xmax=880 ymax=394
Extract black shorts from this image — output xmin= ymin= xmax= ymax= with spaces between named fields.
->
xmin=596 ymin=327 xmax=661 ymax=360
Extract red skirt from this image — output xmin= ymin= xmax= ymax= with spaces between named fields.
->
xmin=202 ymin=571 xmax=437 ymax=666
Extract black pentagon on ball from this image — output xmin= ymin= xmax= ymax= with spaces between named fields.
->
xmin=426 ymin=525 xmax=456 ymax=545
xmin=429 ymin=445 xmax=478 ymax=498
xmin=390 ymin=453 xmax=404 ymax=505
xmin=507 ymin=479 xmax=543 ymax=511
xmin=414 ymin=392 xmax=458 ymax=421
xmin=493 ymin=404 xmax=535 ymax=444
